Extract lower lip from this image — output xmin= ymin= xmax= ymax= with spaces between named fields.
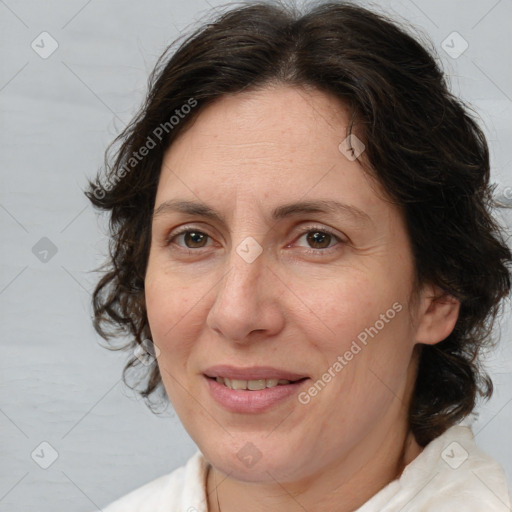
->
xmin=204 ymin=376 xmax=308 ymax=413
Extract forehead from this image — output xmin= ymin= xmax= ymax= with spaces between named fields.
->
xmin=156 ymin=85 xmax=387 ymax=220
xmin=170 ymin=84 xmax=353 ymax=156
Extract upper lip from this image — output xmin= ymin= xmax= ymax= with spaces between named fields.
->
xmin=203 ymin=365 xmax=308 ymax=381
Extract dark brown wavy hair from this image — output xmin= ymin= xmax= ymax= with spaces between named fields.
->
xmin=85 ymin=0 xmax=512 ymax=446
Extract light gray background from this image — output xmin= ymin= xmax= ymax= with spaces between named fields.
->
xmin=1 ymin=0 xmax=511 ymax=510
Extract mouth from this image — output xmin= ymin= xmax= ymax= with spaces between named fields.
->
xmin=203 ymin=370 xmax=310 ymax=413
xmin=205 ymin=375 xmax=308 ymax=391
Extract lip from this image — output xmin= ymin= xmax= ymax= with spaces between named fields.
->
xmin=204 ymin=374 xmax=309 ymax=413
xmin=203 ymin=364 xmax=308 ymax=381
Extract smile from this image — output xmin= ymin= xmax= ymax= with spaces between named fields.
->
xmin=213 ymin=377 xmax=298 ymax=390
xmin=204 ymin=374 xmax=309 ymax=413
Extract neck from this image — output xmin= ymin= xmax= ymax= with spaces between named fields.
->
xmin=206 ymin=425 xmax=423 ymax=512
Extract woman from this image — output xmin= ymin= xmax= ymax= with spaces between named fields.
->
xmin=86 ymin=1 xmax=512 ymax=510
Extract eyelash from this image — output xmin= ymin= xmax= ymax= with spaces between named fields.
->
xmin=164 ymin=225 xmax=345 ymax=256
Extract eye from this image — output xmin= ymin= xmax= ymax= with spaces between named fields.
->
xmin=165 ymin=228 xmax=213 ymax=249
xmin=293 ymin=226 xmax=344 ymax=253
xmin=163 ymin=225 xmax=345 ymax=255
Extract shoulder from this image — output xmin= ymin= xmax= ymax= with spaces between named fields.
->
xmin=417 ymin=425 xmax=510 ymax=510
xmin=399 ymin=425 xmax=511 ymax=511
xmin=358 ymin=425 xmax=511 ymax=512
xmin=99 ymin=449 xmax=210 ymax=512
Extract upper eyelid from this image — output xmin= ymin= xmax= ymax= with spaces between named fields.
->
xmin=165 ymin=223 xmax=345 ymax=246
xmin=167 ymin=222 xmax=341 ymax=236
xmin=166 ymin=224 xmax=217 ymax=241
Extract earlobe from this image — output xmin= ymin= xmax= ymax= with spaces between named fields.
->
xmin=414 ymin=285 xmax=460 ymax=345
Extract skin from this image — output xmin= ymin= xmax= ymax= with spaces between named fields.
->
xmin=144 ymin=84 xmax=460 ymax=512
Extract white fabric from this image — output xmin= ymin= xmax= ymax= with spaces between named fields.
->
xmin=99 ymin=425 xmax=511 ymax=511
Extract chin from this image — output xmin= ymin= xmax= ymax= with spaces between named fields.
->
xmin=200 ymin=436 xmax=309 ymax=483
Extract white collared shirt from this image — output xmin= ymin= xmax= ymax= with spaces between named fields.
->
xmin=99 ymin=425 xmax=511 ymax=511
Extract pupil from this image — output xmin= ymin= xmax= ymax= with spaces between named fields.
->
xmin=307 ymin=231 xmax=330 ymax=249
xmin=185 ymin=232 xmax=206 ymax=248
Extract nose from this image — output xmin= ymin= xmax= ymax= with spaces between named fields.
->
xmin=206 ymin=241 xmax=285 ymax=343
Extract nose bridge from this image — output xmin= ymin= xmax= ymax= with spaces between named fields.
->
xmin=219 ymin=235 xmax=266 ymax=304
xmin=206 ymin=233 xmax=280 ymax=340
xmin=221 ymin=203 xmax=267 ymax=292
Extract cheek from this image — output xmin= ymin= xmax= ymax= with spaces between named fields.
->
xmin=145 ymin=255 xmax=199 ymax=331
xmin=144 ymin=276 xmax=191 ymax=402
xmin=293 ymin=271 xmax=413 ymax=373
xmin=291 ymin=275 xmax=377 ymax=346
xmin=145 ymin=278 xmax=173 ymax=337
xmin=145 ymin=268 xmax=193 ymax=358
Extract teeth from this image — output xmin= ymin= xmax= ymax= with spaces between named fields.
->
xmin=215 ymin=377 xmax=292 ymax=390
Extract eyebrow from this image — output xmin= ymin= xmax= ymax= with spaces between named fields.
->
xmin=152 ymin=199 xmax=372 ymax=225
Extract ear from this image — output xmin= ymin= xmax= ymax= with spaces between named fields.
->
xmin=413 ymin=284 xmax=460 ymax=345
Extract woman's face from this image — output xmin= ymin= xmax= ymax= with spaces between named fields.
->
xmin=145 ymin=85 xmax=454 ymax=483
